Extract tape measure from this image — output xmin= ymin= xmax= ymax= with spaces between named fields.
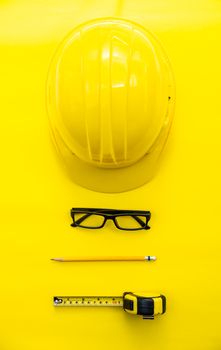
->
xmin=54 ymin=292 xmax=166 ymax=319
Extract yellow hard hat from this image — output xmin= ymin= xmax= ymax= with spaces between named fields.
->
xmin=47 ymin=18 xmax=175 ymax=193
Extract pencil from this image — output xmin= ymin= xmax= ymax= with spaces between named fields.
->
xmin=51 ymin=256 xmax=156 ymax=262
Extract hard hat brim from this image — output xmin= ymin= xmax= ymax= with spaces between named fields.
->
xmin=50 ymin=114 xmax=174 ymax=193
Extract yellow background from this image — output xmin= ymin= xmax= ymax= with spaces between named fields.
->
xmin=0 ymin=1 xmax=221 ymax=349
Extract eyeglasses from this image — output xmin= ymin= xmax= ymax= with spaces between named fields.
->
xmin=70 ymin=208 xmax=151 ymax=231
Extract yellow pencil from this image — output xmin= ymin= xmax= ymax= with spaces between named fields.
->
xmin=51 ymin=256 xmax=156 ymax=262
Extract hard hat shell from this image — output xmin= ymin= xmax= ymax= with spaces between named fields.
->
xmin=47 ymin=18 xmax=175 ymax=193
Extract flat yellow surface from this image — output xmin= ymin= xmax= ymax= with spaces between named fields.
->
xmin=0 ymin=1 xmax=221 ymax=349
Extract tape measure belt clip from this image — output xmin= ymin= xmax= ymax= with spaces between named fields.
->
xmin=161 ymin=295 xmax=166 ymax=314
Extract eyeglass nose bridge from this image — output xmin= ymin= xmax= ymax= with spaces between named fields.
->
xmin=105 ymin=215 xmax=115 ymax=219
xmin=103 ymin=215 xmax=117 ymax=227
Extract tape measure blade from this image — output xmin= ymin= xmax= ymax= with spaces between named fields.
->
xmin=54 ymin=296 xmax=123 ymax=307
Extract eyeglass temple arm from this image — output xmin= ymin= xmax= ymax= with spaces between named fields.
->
xmin=73 ymin=213 xmax=92 ymax=225
xmin=133 ymin=215 xmax=147 ymax=227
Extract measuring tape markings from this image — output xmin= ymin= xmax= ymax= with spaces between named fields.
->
xmin=54 ymin=296 xmax=123 ymax=307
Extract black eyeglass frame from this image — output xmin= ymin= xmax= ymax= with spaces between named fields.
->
xmin=70 ymin=208 xmax=151 ymax=231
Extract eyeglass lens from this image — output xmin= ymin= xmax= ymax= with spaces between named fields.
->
xmin=74 ymin=213 xmax=105 ymax=228
xmin=115 ymin=215 xmax=147 ymax=229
